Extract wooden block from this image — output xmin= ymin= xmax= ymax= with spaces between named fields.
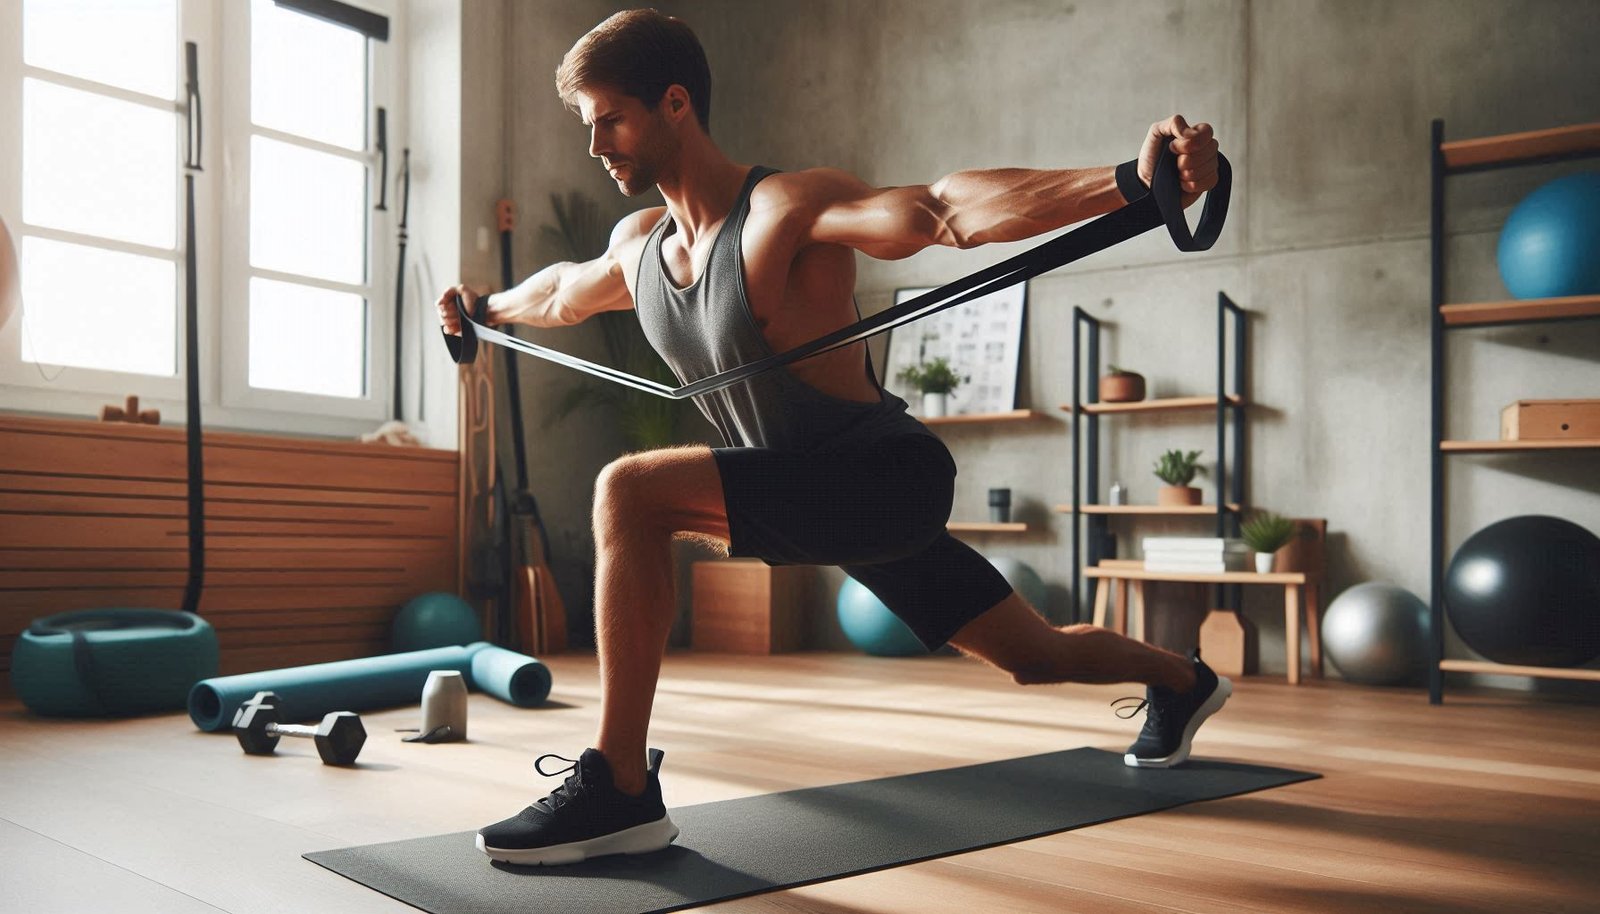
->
xmin=1199 ymin=608 xmax=1257 ymax=677
xmin=1500 ymin=399 xmax=1600 ymax=440
xmin=691 ymin=559 xmax=811 ymax=654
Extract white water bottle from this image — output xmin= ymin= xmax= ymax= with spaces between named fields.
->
xmin=410 ymin=669 xmax=468 ymax=742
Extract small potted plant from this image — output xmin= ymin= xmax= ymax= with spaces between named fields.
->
xmin=897 ymin=356 xmax=970 ymax=418
xmin=1153 ymin=448 xmax=1206 ymax=506
xmin=1100 ymin=364 xmax=1146 ymax=403
xmin=1241 ymin=511 xmax=1297 ymax=573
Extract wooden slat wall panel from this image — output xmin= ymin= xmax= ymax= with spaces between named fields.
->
xmin=0 ymin=415 xmax=460 ymax=675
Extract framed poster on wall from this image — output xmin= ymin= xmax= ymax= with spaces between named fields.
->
xmin=884 ymin=282 xmax=1027 ymax=417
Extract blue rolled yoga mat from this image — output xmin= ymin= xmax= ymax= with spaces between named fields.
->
xmin=187 ymin=641 xmax=551 ymax=731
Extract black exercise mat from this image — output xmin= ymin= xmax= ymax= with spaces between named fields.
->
xmin=305 ymin=747 xmax=1318 ymax=914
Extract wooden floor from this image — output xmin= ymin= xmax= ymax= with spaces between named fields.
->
xmin=2 ymin=650 xmax=1598 ymax=914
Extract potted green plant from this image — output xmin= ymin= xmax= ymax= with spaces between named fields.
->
xmin=1241 ymin=511 xmax=1297 ymax=573
xmin=1153 ymin=448 xmax=1206 ymax=506
xmin=896 ymin=356 xmax=970 ymax=418
xmin=538 ymin=191 xmax=692 ymax=450
xmin=1100 ymin=364 xmax=1146 ymax=403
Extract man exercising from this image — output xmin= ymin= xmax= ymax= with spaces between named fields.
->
xmin=439 ymin=9 xmax=1228 ymax=866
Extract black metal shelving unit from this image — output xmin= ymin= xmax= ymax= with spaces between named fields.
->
xmin=1068 ymin=291 xmax=1250 ymax=623
xmin=1427 ymin=118 xmax=1600 ymax=704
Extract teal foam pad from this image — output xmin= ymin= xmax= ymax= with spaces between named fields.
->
xmin=188 ymin=641 xmax=551 ymax=730
xmin=305 ymin=747 xmax=1319 ymax=914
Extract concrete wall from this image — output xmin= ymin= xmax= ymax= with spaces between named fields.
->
xmin=496 ymin=1 xmax=1600 ymax=689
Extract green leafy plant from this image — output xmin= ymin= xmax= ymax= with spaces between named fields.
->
xmin=1153 ymin=449 xmax=1205 ymax=486
xmin=537 ymin=191 xmax=691 ymax=450
xmin=1241 ymin=511 xmax=1297 ymax=553
xmin=895 ymin=356 xmax=970 ymax=395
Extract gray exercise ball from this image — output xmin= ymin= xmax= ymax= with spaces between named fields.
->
xmin=1322 ymin=582 xmax=1429 ymax=686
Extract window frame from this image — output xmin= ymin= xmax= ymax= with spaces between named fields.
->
xmin=0 ymin=0 xmax=407 ymax=439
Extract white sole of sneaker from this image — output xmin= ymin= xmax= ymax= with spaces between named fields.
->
xmin=477 ymin=813 xmax=680 ymax=866
xmin=1124 ymin=675 xmax=1233 ymax=769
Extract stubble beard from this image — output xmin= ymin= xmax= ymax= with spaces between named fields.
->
xmin=615 ymin=112 xmax=676 ymax=197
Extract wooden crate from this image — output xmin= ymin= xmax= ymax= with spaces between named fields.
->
xmin=1500 ymin=399 xmax=1600 ymax=440
xmin=691 ymin=559 xmax=811 ymax=654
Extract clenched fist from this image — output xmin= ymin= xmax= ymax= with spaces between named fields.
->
xmin=1138 ymin=115 xmax=1219 ymax=208
xmin=436 ymin=284 xmax=490 ymax=337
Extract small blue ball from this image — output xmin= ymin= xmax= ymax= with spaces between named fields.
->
xmin=836 ymin=577 xmax=929 ymax=657
xmin=392 ymin=592 xmax=481 ymax=653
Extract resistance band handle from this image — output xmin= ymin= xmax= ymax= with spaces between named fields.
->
xmin=442 ymin=292 xmax=483 ymax=365
xmin=1148 ymin=145 xmax=1231 ymax=252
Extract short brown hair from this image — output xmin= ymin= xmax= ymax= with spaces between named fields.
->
xmin=556 ymin=9 xmax=711 ymax=131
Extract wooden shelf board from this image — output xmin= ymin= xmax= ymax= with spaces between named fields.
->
xmin=1440 ymin=295 xmax=1600 ymax=326
xmin=920 ymin=409 xmax=1056 ymax=426
xmin=1055 ymin=504 xmax=1243 ymax=515
xmin=1066 ymin=395 xmax=1245 ymax=415
xmin=1440 ymin=659 xmax=1600 ymax=683
xmin=1441 ymin=439 xmax=1600 ymax=453
xmin=1440 ymin=122 xmax=1600 ymax=170
xmin=1085 ymin=565 xmax=1307 ymax=585
xmin=947 ymin=521 xmax=1029 ymax=533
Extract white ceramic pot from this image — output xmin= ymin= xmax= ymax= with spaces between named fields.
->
xmin=1255 ymin=552 xmax=1275 ymax=574
xmin=922 ymin=392 xmax=948 ymax=418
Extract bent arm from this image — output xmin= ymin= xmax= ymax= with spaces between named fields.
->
xmin=486 ymin=207 xmax=663 ymax=327
xmin=799 ymin=166 xmax=1128 ymax=259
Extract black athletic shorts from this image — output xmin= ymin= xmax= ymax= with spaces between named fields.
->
xmin=711 ymin=432 xmax=1015 ymax=651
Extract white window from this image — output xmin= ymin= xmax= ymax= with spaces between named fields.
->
xmin=0 ymin=0 xmax=407 ymax=438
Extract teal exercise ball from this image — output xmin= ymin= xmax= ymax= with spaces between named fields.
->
xmin=836 ymin=577 xmax=929 ymax=657
xmin=1496 ymin=172 xmax=1600 ymax=300
xmin=983 ymin=555 xmax=1049 ymax=612
xmin=392 ymin=592 xmax=481 ymax=653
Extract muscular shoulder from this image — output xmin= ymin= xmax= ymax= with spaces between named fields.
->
xmin=752 ymin=168 xmax=936 ymax=259
xmin=610 ymin=206 xmax=668 ymax=250
xmin=750 ymin=168 xmax=875 ymax=220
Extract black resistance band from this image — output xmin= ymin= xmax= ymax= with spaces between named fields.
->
xmin=443 ymin=145 xmax=1229 ymax=400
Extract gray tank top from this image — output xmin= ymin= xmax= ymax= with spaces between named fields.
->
xmin=635 ymin=165 xmax=933 ymax=452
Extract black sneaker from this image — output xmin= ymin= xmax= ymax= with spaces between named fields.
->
xmin=476 ymin=747 xmax=679 ymax=865
xmin=1115 ymin=649 xmax=1232 ymax=768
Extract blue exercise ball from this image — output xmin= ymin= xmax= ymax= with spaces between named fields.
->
xmin=392 ymin=592 xmax=481 ymax=653
xmin=1322 ymin=583 xmax=1428 ymax=686
xmin=1496 ymin=172 xmax=1600 ymax=300
xmin=983 ymin=556 xmax=1049 ymax=613
xmin=836 ymin=577 xmax=929 ymax=657
xmin=1445 ymin=515 xmax=1600 ymax=667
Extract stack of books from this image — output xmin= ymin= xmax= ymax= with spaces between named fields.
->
xmin=1142 ymin=537 xmax=1253 ymax=573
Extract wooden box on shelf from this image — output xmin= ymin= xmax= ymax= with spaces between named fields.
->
xmin=1500 ymin=399 xmax=1600 ymax=441
xmin=691 ymin=559 xmax=811 ymax=654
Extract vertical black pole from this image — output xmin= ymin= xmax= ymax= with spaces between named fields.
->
xmin=1232 ymin=297 xmax=1247 ymax=541
xmin=1071 ymin=308 xmax=1082 ymax=623
xmin=1216 ymin=293 xmax=1226 ymax=539
xmin=391 ymin=148 xmax=410 ymax=421
xmin=181 ymin=41 xmax=205 ymax=616
xmin=1429 ymin=118 xmax=1447 ymax=705
xmin=1087 ymin=314 xmax=1102 ymax=619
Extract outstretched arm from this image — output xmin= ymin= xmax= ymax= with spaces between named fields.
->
xmin=488 ymin=206 xmax=664 ymax=326
xmin=796 ymin=116 xmax=1217 ymax=260
xmin=796 ymin=165 xmax=1123 ymax=260
xmin=436 ymin=207 xmax=663 ymax=335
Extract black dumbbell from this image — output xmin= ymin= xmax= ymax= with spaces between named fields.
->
xmin=231 ymin=691 xmax=366 ymax=766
